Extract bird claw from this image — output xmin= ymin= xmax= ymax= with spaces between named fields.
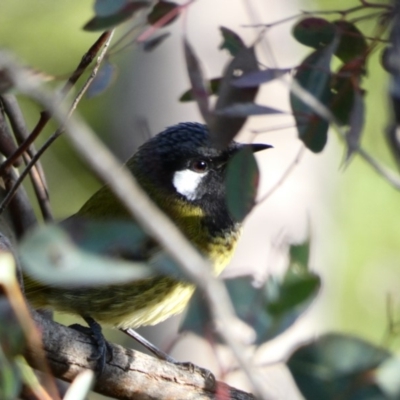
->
xmin=69 ymin=317 xmax=113 ymax=376
xmin=175 ymin=361 xmax=216 ymax=390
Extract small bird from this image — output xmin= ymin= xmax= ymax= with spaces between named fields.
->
xmin=23 ymin=122 xmax=270 ymax=365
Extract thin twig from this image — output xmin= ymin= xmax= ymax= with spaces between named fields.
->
xmin=136 ymin=0 xmax=197 ymax=43
xmin=0 ymin=31 xmax=115 ymax=216
xmin=289 ymin=79 xmax=400 ymax=190
xmin=257 ymin=145 xmax=305 ymax=205
xmin=1 ymin=94 xmax=52 ymax=221
xmin=0 ymin=31 xmax=113 ymax=174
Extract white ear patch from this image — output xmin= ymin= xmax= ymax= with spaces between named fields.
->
xmin=173 ymin=169 xmax=207 ymax=201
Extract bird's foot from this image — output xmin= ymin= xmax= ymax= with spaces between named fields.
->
xmin=175 ymin=361 xmax=216 ymax=390
xmin=69 ymin=316 xmax=112 ymax=376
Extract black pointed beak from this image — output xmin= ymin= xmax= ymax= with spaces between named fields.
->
xmin=249 ymin=143 xmax=273 ymax=153
xmin=234 ymin=142 xmax=273 ymax=154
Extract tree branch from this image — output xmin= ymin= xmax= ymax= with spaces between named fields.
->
xmin=26 ymin=310 xmax=255 ymax=400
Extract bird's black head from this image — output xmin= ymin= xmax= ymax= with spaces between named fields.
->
xmin=128 ymin=122 xmax=270 ymax=233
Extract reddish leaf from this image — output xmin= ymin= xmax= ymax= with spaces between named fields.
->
xmin=334 ymin=20 xmax=368 ymax=63
xmin=147 ymin=1 xmax=179 ymax=26
xmin=330 ymin=57 xmax=365 ymax=125
xmin=292 ymin=17 xmax=336 ymax=49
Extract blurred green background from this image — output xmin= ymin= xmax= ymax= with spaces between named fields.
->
xmin=1 ymin=0 xmax=400 ymax=398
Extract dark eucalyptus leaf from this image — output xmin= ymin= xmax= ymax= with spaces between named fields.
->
xmin=225 ymin=266 xmax=320 ymax=344
xmin=210 ymin=46 xmax=259 ymax=148
xmin=288 ymin=334 xmax=393 ymax=400
xmin=180 ymin=238 xmax=318 ymax=344
xmin=183 ymin=39 xmax=211 ymax=123
xmin=232 ymin=68 xmax=291 ymax=88
xmin=292 ymin=17 xmax=336 ymax=49
xmin=334 ymin=20 xmax=368 ymax=63
xmin=290 ymin=42 xmax=337 ymax=153
xmin=94 ymin=0 xmax=128 ymax=17
xmin=84 ymin=1 xmax=150 ymax=31
xmin=215 ymin=102 xmax=284 ymax=117
xmin=330 ymin=70 xmax=356 ymax=126
xmin=179 ymin=288 xmax=212 ymax=336
xmin=142 ymin=32 xmax=170 ymax=51
xmin=289 ymin=240 xmax=310 ymax=270
xmin=19 ymin=222 xmax=155 ymax=287
xmin=219 ymin=26 xmax=246 ymax=56
xmin=225 ymin=147 xmax=259 ymax=222
xmin=179 ymin=77 xmax=221 ymax=102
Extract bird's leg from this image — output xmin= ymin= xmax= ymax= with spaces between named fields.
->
xmin=121 ymin=328 xmax=216 ymax=390
xmin=70 ymin=316 xmax=112 ymax=376
xmin=122 ymin=327 xmax=177 ymax=363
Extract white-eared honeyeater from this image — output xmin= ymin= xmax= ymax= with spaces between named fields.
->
xmin=23 ymin=122 xmax=270 ymax=367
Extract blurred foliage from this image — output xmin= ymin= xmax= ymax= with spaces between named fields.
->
xmin=311 ymin=0 xmax=400 ymax=353
xmin=2 ymin=0 xmax=400 ymax=399
xmin=0 ymin=0 xmax=113 ymax=219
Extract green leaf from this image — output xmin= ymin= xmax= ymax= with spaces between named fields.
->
xmin=289 ymin=240 xmax=310 ymax=270
xmin=179 ymin=77 xmax=221 ymax=102
xmin=86 ymin=60 xmax=117 ymax=98
xmin=0 ymin=299 xmax=24 ymax=359
xmin=142 ymin=32 xmax=170 ymax=51
xmin=266 ymin=268 xmax=320 ymax=316
xmin=225 ymin=267 xmax=320 ymax=344
xmin=147 ymin=1 xmax=179 ymax=26
xmin=330 ymin=66 xmax=357 ymax=126
xmin=83 ymin=2 xmax=150 ymax=31
xmin=292 ymin=18 xmax=336 ymax=49
xmin=232 ymin=68 xmax=291 ymax=88
xmin=60 ymin=218 xmax=149 ymax=256
xmin=0 ymin=350 xmax=20 ymax=400
xmin=287 ymin=333 xmax=392 ymax=400
xmin=219 ymin=26 xmax=246 ymax=56
xmin=215 ymin=102 xmax=284 ymax=117
xmin=334 ymin=20 xmax=368 ymax=63
xmin=225 ymin=147 xmax=259 ymax=222
xmin=94 ymin=0 xmax=127 ymax=17
xmin=210 ymin=46 xmax=259 ymax=148
xmin=179 ymin=288 xmax=212 ymax=336
xmin=19 ymin=222 xmax=155 ymax=288
xmin=180 ymin=250 xmax=319 ymax=344
xmin=290 ymin=43 xmax=336 ymax=153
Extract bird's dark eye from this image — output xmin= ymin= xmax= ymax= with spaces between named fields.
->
xmin=190 ymin=159 xmax=209 ymax=173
